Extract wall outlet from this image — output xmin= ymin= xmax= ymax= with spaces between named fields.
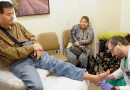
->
xmin=67 ymin=18 xmax=70 ymax=25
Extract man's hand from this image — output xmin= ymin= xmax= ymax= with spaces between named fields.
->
xmin=33 ymin=43 xmax=43 ymax=52
xmin=74 ymin=41 xmax=80 ymax=46
xmin=98 ymin=81 xmax=113 ymax=90
xmin=34 ymin=51 xmax=43 ymax=60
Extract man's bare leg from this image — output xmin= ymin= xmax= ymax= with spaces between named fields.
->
xmin=84 ymin=69 xmax=110 ymax=86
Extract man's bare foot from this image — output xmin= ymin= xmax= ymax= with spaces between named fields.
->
xmin=92 ymin=70 xmax=110 ymax=86
xmin=84 ymin=69 xmax=110 ymax=87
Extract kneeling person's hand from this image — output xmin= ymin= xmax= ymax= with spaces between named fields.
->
xmin=98 ymin=81 xmax=113 ymax=90
xmin=104 ymin=76 xmax=109 ymax=82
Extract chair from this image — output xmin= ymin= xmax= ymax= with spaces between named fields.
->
xmin=63 ymin=29 xmax=93 ymax=68
xmin=63 ymin=29 xmax=80 ymax=66
xmin=38 ymin=32 xmax=68 ymax=62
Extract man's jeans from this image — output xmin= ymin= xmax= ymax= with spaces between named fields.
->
xmin=10 ymin=51 xmax=86 ymax=90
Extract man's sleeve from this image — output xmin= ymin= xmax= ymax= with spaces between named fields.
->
xmin=19 ymin=23 xmax=38 ymax=44
xmin=0 ymin=23 xmax=36 ymax=60
xmin=0 ymin=39 xmax=34 ymax=60
xmin=112 ymin=68 xmax=124 ymax=79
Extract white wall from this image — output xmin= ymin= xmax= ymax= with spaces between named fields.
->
xmin=17 ymin=0 xmax=129 ymax=55
xmin=95 ymin=0 xmax=122 ymax=54
xmin=120 ymin=0 xmax=130 ymax=33
xmin=17 ymin=0 xmax=80 ymax=54
xmin=79 ymin=0 xmax=122 ymax=55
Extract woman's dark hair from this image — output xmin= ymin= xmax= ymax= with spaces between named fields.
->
xmin=80 ymin=16 xmax=89 ymax=23
xmin=0 ymin=1 xmax=13 ymax=14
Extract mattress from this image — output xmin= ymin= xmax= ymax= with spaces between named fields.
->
xmin=0 ymin=69 xmax=89 ymax=90
xmin=47 ymin=75 xmax=90 ymax=90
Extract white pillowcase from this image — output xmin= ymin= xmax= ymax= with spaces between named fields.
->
xmin=0 ymin=67 xmax=50 ymax=89
xmin=36 ymin=68 xmax=51 ymax=77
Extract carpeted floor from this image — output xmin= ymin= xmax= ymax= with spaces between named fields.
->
xmin=88 ymin=82 xmax=102 ymax=90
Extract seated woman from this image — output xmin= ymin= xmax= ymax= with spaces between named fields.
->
xmin=66 ymin=16 xmax=94 ymax=69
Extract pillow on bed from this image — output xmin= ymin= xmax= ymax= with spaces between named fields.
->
xmin=36 ymin=68 xmax=50 ymax=77
xmin=0 ymin=68 xmax=50 ymax=89
xmin=98 ymin=31 xmax=128 ymax=41
xmin=67 ymin=42 xmax=73 ymax=48
xmin=67 ymin=42 xmax=91 ymax=48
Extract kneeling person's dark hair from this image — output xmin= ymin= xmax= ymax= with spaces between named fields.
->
xmin=106 ymin=35 xmax=129 ymax=47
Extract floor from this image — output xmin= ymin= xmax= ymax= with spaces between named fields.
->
xmin=87 ymin=62 xmax=104 ymax=90
xmin=88 ymin=82 xmax=102 ymax=90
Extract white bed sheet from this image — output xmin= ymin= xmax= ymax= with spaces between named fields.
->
xmin=47 ymin=76 xmax=89 ymax=90
xmin=0 ymin=72 xmax=89 ymax=90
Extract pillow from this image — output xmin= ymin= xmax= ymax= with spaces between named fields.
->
xmin=67 ymin=42 xmax=73 ymax=48
xmin=98 ymin=31 xmax=128 ymax=41
xmin=0 ymin=68 xmax=50 ymax=89
xmin=36 ymin=68 xmax=50 ymax=77
xmin=67 ymin=42 xmax=91 ymax=48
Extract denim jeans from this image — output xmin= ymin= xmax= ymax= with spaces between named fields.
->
xmin=10 ymin=51 xmax=86 ymax=90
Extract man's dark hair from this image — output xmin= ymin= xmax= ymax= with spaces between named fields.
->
xmin=0 ymin=1 xmax=13 ymax=14
xmin=106 ymin=35 xmax=129 ymax=47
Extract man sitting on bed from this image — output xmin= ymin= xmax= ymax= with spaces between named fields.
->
xmin=0 ymin=1 xmax=110 ymax=90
